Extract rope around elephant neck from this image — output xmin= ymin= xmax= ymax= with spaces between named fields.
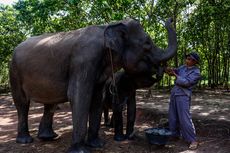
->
xmin=108 ymin=48 xmax=119 ymax=105
xmin=108 ymin=48 xmax=116 ymax=87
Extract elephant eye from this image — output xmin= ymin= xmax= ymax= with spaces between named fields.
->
xmin=143 ymin=43 xmax=151 ymax=51
xmin=143 ymin=40 xmax=152 ymax=51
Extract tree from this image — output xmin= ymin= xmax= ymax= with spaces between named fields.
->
xmin=0 ymin=4 xmax=25 ymax=87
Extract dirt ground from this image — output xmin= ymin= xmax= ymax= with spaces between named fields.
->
xmin=0 ymin=89 xmax=230 ymax=153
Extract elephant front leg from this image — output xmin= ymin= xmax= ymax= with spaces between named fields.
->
xmin=87 ymin=86 xmax=105 ymax=148
xmin=112 ymin=101 xmax=126 ymax=141
xmin=67 ymin=75 xmax=95 ymax=153
xmin=126 ymin=92 xmax=136 ymax=140
xmin=38 ymin=104 xmax=58 ymax=140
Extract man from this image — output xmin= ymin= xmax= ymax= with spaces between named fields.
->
xmin=165 ymin=52 xmax=201 ymax=150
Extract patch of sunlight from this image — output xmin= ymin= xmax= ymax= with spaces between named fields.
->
xmin=0 ymin=117 xmax=13 ymax=125
xmin=138 ymin=102 xmax=145 ymax=105
xmin=208 ymin=108 xmax=219 ymax=114
xmin=152 ymin=95 xmax=165 ymax=98
xmin=0 ymin=135 xmax=15 ymax=142
xmin=136 ymin=96 xmax=144 ymax=99
xmin=137 ymin=89 xmax=148 ymax=92
xmin=135 ymin=124 xmax=151 ymax=129
xmin=0 ymin=135 xmax=8 ymax=139
xmin=179 ymin=150 xmax=197 ymax=153
xmin=56 ymin=112 xmax=71 ymax=115
xmin=30 ymin=106 xmax=43 ymax=110
xmin=55 ymin=114 xmax=70 ymax=118
xmin=153 ymin=104 xmax=169 ymax=110
xmin=165 ymin=144 xmax=176 ymax=148
xmin=193 ymin=97 xmax=203 ymax=101
xmin=9 ymin=110 xmax=17 ymax=113
xmin=218 ymin=116 xmax=226 ymax=120
xmin=29 ymin=113 xmax=42 ymax=119
xmin=222 ymin=108 xmax=230 ymax=111
xmin=104 ymin=131 xmax=114 ymax=136
xmin=199 ymin=112 xmax=210 ymax=116
xmin=56 ymin=125 xmax=72 ymax=132
xmin=192 ymin=105 xmax=203 ymax=110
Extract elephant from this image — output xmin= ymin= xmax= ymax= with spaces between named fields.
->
xmin=103 ymin=65 xmax=165 ymax=141
xmin=9 ymin=18 xmax=177 ymax=153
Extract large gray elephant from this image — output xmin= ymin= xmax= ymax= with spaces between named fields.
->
xmin=9 ymin=18 xmax=177 ymax=153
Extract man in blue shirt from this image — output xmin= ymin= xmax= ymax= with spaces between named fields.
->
xmin=166 ymin=52 xmax=201 ymax=150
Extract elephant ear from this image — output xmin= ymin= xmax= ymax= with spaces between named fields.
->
xmin=104 ymin=23 xmax=128 ymax=54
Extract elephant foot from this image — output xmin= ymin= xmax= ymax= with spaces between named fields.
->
xmin=114 ymin=134 xmax=126 ymax=141
xmin=86 ymin=137 xmax=105 ymax=148
xmin=16 ymin=134 xmax=33 ymax=144
xmin=68 ymin=143 xmax=91 ymax=153
xmin=37 ymin=129 xmax=58 ymax=141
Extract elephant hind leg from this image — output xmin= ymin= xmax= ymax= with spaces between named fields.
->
xmin=38 ymin=104 xmax=58 ymax=140
xmin=10 ymin=75 xmax=33 ymax=143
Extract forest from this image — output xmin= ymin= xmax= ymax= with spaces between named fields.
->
xmin=0 ymin=0 xmax=229 ymax=92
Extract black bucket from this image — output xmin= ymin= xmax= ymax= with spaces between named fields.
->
xmin=145 ymin=128 xmax=172 ymax=145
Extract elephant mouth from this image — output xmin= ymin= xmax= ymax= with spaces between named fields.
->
xmin=123 ymin=71 xmax=154 ymax=89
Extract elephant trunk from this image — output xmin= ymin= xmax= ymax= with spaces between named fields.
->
xmin=149 ymin=18 xmax=177 ymax=64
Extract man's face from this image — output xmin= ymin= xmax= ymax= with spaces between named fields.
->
xmin=185 ymin=56 xmax=197 ymax=67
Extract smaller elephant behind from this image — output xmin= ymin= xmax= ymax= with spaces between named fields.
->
xmin=103 ymin=67 xmax=165 ymax=141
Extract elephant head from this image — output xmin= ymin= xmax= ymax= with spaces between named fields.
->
xmin=102 ymin=18 xmax=177 ymax=143
xmin=104 ymin=18 xmax=177 ymax=76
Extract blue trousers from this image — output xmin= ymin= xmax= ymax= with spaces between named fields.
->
xmin=168 ymin=94 xmax=196 ymax=142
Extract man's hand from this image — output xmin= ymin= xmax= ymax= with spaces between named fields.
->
xmin=165 ymin=67 xmax=178 ymax=77
xmin=171 ymin=70 xmax=178 ymax=77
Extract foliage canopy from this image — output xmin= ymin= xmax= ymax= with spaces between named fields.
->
xmin=0 ymin=0 xmax=229 ymax=90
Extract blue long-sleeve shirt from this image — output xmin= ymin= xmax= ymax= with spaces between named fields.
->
xmin=171 ymin=65 xmax=201 ymax=97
